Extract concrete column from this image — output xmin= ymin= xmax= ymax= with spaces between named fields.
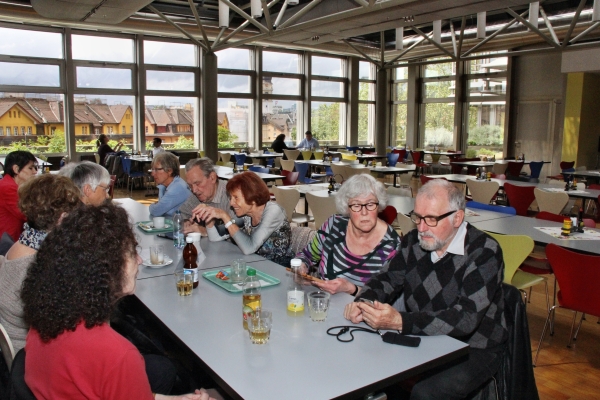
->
xmin=63 ymin=28 xmax=76 ymax=160
xmin=375 ymin=66 xmax=389 ymax=155
xmin=405 ymin=64 xmax=419 ymax=149
xmin=135 ymin=34 xmax=146 ymax=153
xmin=347 ymin=57 xmax=359 ymax=146
xmin=203 ymin=52 xmax=218 ymax=161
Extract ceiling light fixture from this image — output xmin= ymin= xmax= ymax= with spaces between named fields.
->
xmin=395 ymin=27 xmax=404 ymax=50
xmin=529 ymin=2 xmax=539 ymax=29
xmin=433 ymin=20 xmax=441 ymax=43
xmin=251 ymin=0 xmax=263 ymax=18
xmin=218 ymin=0 xmax=229 ymax=28
xmin=477 ymin=11 xmax=486 ymax=39
xmin=287 ymin=0 xmax=299 ymax=5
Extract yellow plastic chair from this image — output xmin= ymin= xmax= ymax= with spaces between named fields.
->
xmin=313 ymin=151 xmax=324 ymax=160
xmin=486 ymin=232 xmax=549 ymax=311
xmin=199 ymin=150 xmax=205 ymax=158
xmin=301 ymin=150 xmax=313 ymax=161
xmin=341 ymin=153 xmax=358 ymax=161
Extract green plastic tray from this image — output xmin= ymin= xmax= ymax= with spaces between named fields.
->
xmin=137 ymin=220 xmax=173 ymax=235
xmin=202 ymin=268 xmax=280 ymax=293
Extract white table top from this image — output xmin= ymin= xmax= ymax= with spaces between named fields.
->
xmin=471 ymin=215 xmax=600 ymax=255
xmin=114 ymin=198 xmax=264 ymax=280
xmin=134 ymin=261 xmax=468 ymax=400
xmin=214 ymin=166 xmax=284 ymax=182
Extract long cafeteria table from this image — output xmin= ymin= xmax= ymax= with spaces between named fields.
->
xmin=116 ymin=198 xmax=470 ymax=400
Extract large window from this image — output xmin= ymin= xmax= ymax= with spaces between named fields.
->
xmin=310 ymin=55 xmax=346 ymax=146
xmin=421 ymin=61 xmax=455 ymax=149
xmin=144 ymin=38 xmax=199 ymax=151
xmin=391 ymin=67 xmax=408 ymax=147
xmin=465 ymin=54 xmax=507 ymax=159
xmin=0 ymin=26 xmax=65 ymax=155
xmin=262 ymin=50 xmax=302 ymax=147
xmin=218 ymin=48 xmax=253 ymax=148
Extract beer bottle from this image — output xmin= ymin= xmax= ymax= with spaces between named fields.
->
xmin=183 ymin=236 xmax=199 ymax=289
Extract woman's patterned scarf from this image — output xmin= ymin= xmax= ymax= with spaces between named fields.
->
xmin=18 ymin=223 xmax=47 ymax=250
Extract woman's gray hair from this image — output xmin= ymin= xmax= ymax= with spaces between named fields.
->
xmin=335 ymin=174 xmax=388 ymax=216
xmin=59 ymin=161 xmax=110 ymax=191
xmin=417 ymin=179 xmax=465 ymax=223
xmin=185 ymin=157 xmax=216 ymax=178
xmin=152 ymin=152 xmax=180 ymax=177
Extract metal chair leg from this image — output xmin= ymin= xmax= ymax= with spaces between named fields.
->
xmin=528 ymin=286 xmax=532 ymax=303
xmin=567 ymin=311 xmax=578 ymax=348
xmin=573 ymin=313 xmax=585 ymax=341
xmin=534 ymin=305 xmax=558 ymax=366
xmin=550 ymin=278 xmax=557 ymax=336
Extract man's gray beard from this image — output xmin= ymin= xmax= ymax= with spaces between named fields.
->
xmin=418 ymin=232 xmax=450 ymax=252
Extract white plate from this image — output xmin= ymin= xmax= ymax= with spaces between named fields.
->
xmin=141 ymin=256 xmax=173 ymax=268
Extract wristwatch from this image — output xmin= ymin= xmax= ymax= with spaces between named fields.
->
xmin=224 ymin=219 xmax=235 ymax=229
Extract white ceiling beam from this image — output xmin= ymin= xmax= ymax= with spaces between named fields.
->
xmin=462 ymin=10 xmax=524 ymax=58
xmin=187 ymin=0 xmax=211 ymax=48
xmin=506 ymin=8 xmax=559 ymax=48
xmin=220 ymin=0 xmax=269 ymax=34
xmin=411 ymin=24 xmax=456 ymax=60
xmin=342 ymin=39 xmax=380 ymax=67
xmin=278 ymin=0 xmax=324 ymax=30
xmin=539 ymin=6 xmax=559 ymax=45
xmin=562 ymin=0 xmax=587 ymax=48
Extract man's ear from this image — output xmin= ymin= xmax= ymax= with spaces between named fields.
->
xmin=453 ymin=209 xmax=465 ymax=228
xmin=82 ymin=184 xmax=93 ymax=197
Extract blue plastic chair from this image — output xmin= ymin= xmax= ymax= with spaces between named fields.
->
xmin=346 ymin=146 xmax=359 ymax=153
xmin=266 ymin=157 xmax=275 ymax=168
xmin=234 ymin=153 xmax=247 ymax=166
xmin=466 ymin=201 xmax=517 ymax=215
xmin=249 ymin=166 xmax=270 ymax=173
xmin=120 ymin=156 xmax=146 ymax=194
xmin=526 ymin=161 xmax=544 ymax=182
xmin=387 ymin=152 xmax=400 ymax=167
xmin=294 ymin=162 xmax=320 ymax=184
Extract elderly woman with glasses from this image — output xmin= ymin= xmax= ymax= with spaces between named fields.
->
xmin=59 ymin=161 xmax=112 ymax=206
xmin=296 ymin=174 xmax=401 ymax=295
xmin=149 ymin=152 xmax=190 ymax=218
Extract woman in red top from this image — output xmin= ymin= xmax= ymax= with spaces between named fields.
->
xmin=21 ymin=203 xmax=216 ymax=400
xmin=0 ymin=151 xmax=38 ymax=241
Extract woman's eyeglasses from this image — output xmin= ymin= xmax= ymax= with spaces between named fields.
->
xmin=348 ymin=202 xmax=379 ymax=212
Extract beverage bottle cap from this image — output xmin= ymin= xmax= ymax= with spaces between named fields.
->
xmin=186 ymin=236 xmax=193 ymax=243
xmin=290 ymin=258 xmax=302 ymax=267
xmin=247 ymin=268 xmax=256 ymax=276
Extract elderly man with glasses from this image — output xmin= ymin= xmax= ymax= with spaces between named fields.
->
xmin=344 ymin=179 xmax=507 ymax=400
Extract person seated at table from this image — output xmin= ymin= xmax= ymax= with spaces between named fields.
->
xmin=0 ymin=150 xmax=38 ymax=242
xmin=96 ymin=133 xmax=124 ymax=166
xmin=149 ymin=152 xmax=190 ymax=218
xmin=0 ymin=174 xmax=81 ymax=353
xmin=153 ymin=137 xmax=166 ymax=157
xmin=344 ymin=179 xmax=507 ymax=400
xmin=296 ymin=174 xmax=401 ymax=295
xmin=297 ymin=130 xmax=319 ymax=150
xmin=21 ymin=203 xmax=217 ymax=400
xmin=192 ymin=172 xmax=293 ymax=266
xmin=271 ymin=133 xmax=293 ymax=153
xmin=59 ymin=161 xmax=111 ymax=206
xmin=180 ymin=158 xmax=236 ymax=235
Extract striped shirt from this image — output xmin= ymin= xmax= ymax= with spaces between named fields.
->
xmin=296 ymin=215 xmax=401 ymax=286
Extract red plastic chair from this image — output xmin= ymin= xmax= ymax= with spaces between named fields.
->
xmin=534 ymin=244 xmax=600 ymax=365
xmin=503 ymin=182 xmax=535 ymax=216
xmin=281 ymin=170 xmax=299 ymax=186
xmin=410 ymin=151 xmax=428 ymax=176
xmin=392 ymin=148 xmax=407 ymax=163
xmin=108 ymin=175 xmax=117 ymax=199
xmin=378 ymin=206 xmax=398 ymax=225
xmin=506 ymin=161 xmax=524 ymax=178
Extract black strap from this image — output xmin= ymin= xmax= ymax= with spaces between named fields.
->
xmin=327 ymin=325 xmax=421 ymax=347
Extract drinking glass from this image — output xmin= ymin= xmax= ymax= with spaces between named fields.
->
xmin=247 ymin=310 xmax=272 ymax=344
xmin=230 ymin=259 xmax=246 ymax=284
xmin=175 ymin=271 xmax=193 ymax=296
xmin=308 ymin=291 xmax=330 ymax=322
xmin=150 ymin=244 xmax=165 ymax=265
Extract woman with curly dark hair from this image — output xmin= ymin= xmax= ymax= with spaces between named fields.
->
xmin=0 ymin=174 xmax=81 ymax=352
xmin=21 ymin=203 xmax=214 ymax=400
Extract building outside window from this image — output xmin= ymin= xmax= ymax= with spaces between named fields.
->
xmin=310 ymin=55 xmax=346 ymax=146
xmin=465 ymin=54 xmax=507 ymax=159
xmin=391 ymin=67 xmax=408 ymax=147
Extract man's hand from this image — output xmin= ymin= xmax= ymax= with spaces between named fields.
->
xmin=357 ymin=301 xmax=403 ymax=331
xmin=183 ymin=220 xmax=206 ymax=235
xmin=343 ymin=302 xmax=363 ymax=324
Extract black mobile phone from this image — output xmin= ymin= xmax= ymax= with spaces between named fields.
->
xmin=156 ymin=233 xmax=173 ymax=240
xmin=358 ymin=298 xmax=374 ymax=306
